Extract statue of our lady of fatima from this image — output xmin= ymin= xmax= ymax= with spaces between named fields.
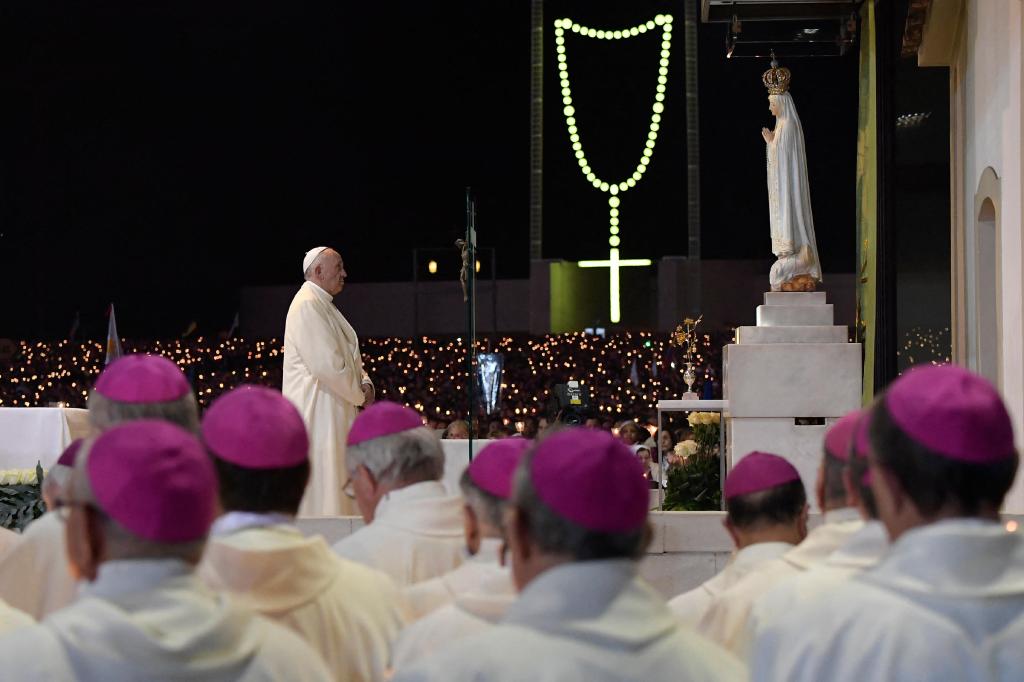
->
xmin=760 ymin=56 xmax=822 ymax=292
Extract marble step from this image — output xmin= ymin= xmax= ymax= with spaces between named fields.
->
xmin=764 ymin=292 xmax=828 ymax=306
xmin=723 ymin=342 xmax=861 ymax=417
xmin=735 ymin=325 xmax=848 ymax=344
xmin=756 ymin=304 xmax=834 ymax=327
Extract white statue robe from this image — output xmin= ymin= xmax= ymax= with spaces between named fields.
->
xmin=0 ymin=558 xmax=332 ymax=681
xmin=697 ymin=508 xmax=863 ymax=656
xmin=332 ymin=481 xmax=465 ymax=587
xmin=766 ymin=91 xmax=822 ymax=290
xmin=668 ymin=541 xmax=794 ymax=626
xmin=198 ymin=519 xmax=406 ymax=682
xmin=284 ymin=280 xmax=369 ymax=517
xmin=751 ymin=519 xmax=1024 ymax=682
xmin=0 ymin=512 xmax=78 ymax=619
xmin=392 ymin=545 xmax=515 ymax=669
xmin=402 ymin=536 xmax=506 ymax=620
xmin=745 ymin=520 xmax=888 ymax=649
xmin=392 ymin=560 xmax=746 ymax=682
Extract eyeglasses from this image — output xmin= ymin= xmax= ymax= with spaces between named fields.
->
xmin=342 ymin=476 xmax=356 ymax=500
xmin=51 ymin=497 xmax=92 ymax=522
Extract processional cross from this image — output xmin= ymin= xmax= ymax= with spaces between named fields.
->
xmin=554 ymin=14 xmax=673 ymax=323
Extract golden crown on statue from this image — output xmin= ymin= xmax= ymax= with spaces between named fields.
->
xmin=762 ymin=53 xmax=791 ymax=95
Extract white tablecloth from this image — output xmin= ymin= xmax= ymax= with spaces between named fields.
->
xmin=0 ymin=408 xmax=92 ymax=470
xmin=440 ymin=439 xmax=492 ymax=494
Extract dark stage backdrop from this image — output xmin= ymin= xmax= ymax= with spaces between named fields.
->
xmin=1 ymin=1 xmax=857 ymax=338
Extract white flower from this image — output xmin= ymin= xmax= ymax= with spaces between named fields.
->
xmin=674 ymin=440 xmax=698 ymax=457
xmin=19 ymin=470 xmax=37 ymax=485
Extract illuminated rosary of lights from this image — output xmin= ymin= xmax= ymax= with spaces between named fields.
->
xmin=554 ymin=14 xmax=672 ymax=323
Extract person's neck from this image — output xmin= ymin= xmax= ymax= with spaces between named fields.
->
xmin=888 ymin=507 xmax=1001 ymax=541
xmin=515 ymin=552 xmax=570 ymax=592
xmin=307 ymin=279 xmax=334 ymax=298
xmin=735 ymin=524 xmax=803 ymax=549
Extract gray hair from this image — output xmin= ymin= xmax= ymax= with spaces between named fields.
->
xmin=459 ymin=471 xmax=507 ymax=531
xmin=347 ymin=427 xmax=445 ymax=487
xmin=821 ymin=450 xmax=849 ymax=508
xmin=69 ymin=439 xmax=206 ymax=563
xmin=42 ymin=464 xmax=74 ymax=500
xmin=88 ymin=390 xmax=200 ymax=434
xmin=510 ymin=450 xmax=650 ymax=561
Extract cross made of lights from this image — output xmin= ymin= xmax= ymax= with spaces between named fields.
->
xmin=554 ymin=14 xmax=672 ymax=323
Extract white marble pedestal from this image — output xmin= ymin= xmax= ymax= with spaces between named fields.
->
xmin=724 ymin=292 xmax=862 ymax=510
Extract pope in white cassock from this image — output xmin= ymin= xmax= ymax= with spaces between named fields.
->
xmin=752 ymin=365 xmax=1024 ymax=682
xmin=393 ymin=428 xmax=745 ymax=682
xmin=393 ymin=438 xmax=528 ymax=668
xmin=0 ymin=420 xmax=331 ymax=681
xmin=285 ymin=246 xmax=374 ymax=517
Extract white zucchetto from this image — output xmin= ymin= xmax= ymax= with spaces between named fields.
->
xmin=302 ymin=246 xmax=329 ymax=274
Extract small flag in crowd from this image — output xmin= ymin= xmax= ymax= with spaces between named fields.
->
xmin=629 ymin=358 xmax=639 ymax=387
xmin=227 ymin=312 xmax=240 ymax=338
xmin=105 ymin=304 xmax=123 ymax=366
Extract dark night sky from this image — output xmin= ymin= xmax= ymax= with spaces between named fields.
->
xmin=1 ymin=1 xmax=860 ymax=338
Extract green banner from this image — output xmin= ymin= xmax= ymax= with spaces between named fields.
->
xmin=856 ymin=1 xmax=878 ymax=403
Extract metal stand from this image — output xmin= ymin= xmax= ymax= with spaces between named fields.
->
xmin=464 ymin=189 xmax=478 ymax=460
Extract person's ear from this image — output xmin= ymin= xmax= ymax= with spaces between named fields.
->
xmin=798 ymin=503 xmax=809 ymax=540
xmin=723 ymin=516 xmax=741 ymax=549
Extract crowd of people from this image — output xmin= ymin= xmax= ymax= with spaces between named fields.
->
xmin=0 ymin=330 xmax=727 ymax=426
xmin=0 ymin=352 xmax=1016 ymax=679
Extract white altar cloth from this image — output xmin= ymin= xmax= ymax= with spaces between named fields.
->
xmin=0 ymin=408 xmax=92 ymax=470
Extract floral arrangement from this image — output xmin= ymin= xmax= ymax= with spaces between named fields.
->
xmin=0 ymin=463 xmax=46 ymax=531
xmin=663 ymin=411 xmax=722 ymax=511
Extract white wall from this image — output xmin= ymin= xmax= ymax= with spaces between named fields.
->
xmin=960 ymin=0 xmax=1024 ymax=510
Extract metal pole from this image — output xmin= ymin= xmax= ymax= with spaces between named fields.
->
xmin=491 ymin=248 xmax=498 ymax=337
xmin=466 ymin=188 xmax=477 ymax=459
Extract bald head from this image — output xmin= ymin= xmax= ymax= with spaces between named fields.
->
xmin=304 ymin=248 xmax=347 ymax=296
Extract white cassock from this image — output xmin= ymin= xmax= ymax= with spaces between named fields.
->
xmin=0 ymin=599 xmax=32 ymax=635
xmin=402 ymin=536 xmax=506 ymax=620
xmin=668 ymin=541 xmax=794 ymax=626
xmin=697 ymin=508 xmax=863 ymax=655
xmin=393 ymin=543 xmax=515 ymax=668
xmin=392 ymin=560 xmax=746 ymax=682
xmin=744 ymin=520 xmax=888 ymax=649
xmin=752 ymin=519 xmax=1024 ymax=682
xmin=0 ymin=558 xmax=332 ymax=681
xmin=198 ymin=517 xmax=407 ymax=682
xmin=284 ymin=280 xmax=369 ymax=517
xmin=0 ymin=526 xmax=19 ymax=556
xmin=0 ymin=512 xmax=78 ymax=619
xmin=333 ymin=481 xmax=465 ymax=587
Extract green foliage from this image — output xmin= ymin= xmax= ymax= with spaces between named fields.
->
xmin=0 ymin=463 xmax=46 ymax=531
xmin=663 ymin=453 xmax=722 ymax=511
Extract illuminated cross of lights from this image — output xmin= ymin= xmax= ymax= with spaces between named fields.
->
xmin=554 ymin=14 xmax=672 ymax=323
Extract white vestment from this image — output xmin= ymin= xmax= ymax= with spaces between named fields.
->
xmin=0 ymin=558 xmax=331 ymax=681
xmin=697 ymin=508 xmax=862 ymax=655
xmin=0 ymin=512 xmax=78 ymax=619
xmin=752 ymin=519 xmax=1024 ymax=682
xmin=392 ymin=560 xmax=745 ymax=682
xmin=766 ymin=91 xmax=822 ymax=290
xmin=332 ymin=481 xmax=465 ymax=587
xmin=402 ymin=537 xmax=506 ymax=620
xmin=393 ymin=545 xmax=515 ymax=668
xmin=199 ymin=521 xmax=406 ymax=682
xmin=284 ymin=280 xmax=368 ymax=517
xmin=668 ymin=541 xmax=794 ymax=626
xmin=745 ymin=519 xmax=887 ymax=649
